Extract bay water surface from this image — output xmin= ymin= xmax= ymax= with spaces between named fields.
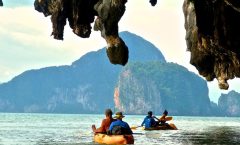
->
xmin=0 ymin=113 xmax=240 ymax=145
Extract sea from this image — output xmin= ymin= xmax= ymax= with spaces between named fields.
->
xmin=0 ymin=113 xmax=240 ymax=145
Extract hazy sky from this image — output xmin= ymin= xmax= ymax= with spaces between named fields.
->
xmin=0 ymin=0 xmax=239 ymax=103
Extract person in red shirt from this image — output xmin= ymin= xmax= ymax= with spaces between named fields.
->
xmin=92 ymin=109 xmax=115 ymax=134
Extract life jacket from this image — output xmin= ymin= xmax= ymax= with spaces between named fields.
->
xmin=145 ymin=117 xmax=156 ymax=128
xmin=111 ymin=126 xmax=132 ymax=135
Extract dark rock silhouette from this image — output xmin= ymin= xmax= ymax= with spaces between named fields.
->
xmin=2 ymin=0 xmax=237 ymax=90
xmin=34 ymin=0 xmax=128 ymax=65
xmin=183 ymin=0 xmax=240 ymax=90
xmin=149 ymin=0 xmax=157 ymax=6
xmin=34 ymin=0 xmax=240 ymax=90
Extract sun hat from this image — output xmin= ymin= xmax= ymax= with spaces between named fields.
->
xmin=113 ymin=112 xmax=125 ymax=119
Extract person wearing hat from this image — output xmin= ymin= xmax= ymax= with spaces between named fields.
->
xmin=141 ymin=111 xmax=158 ymax=129
xmin=109 ymin=112 xmax=133 ymax=135
xmin=92 ymin=109 xmax=116 ymax=134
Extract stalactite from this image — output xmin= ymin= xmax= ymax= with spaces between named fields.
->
xmin=183 ymin=0 xmax=240 ymax=89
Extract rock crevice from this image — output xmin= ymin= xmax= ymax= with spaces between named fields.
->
xmin=183 ymin=0 xmax=240 ymax=89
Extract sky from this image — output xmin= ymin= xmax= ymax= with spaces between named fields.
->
xmin=0 ymin=0 xmax=239 ymax=103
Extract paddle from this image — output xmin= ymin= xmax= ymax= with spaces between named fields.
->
xmin=153 ymin=116 xmax=173 ymax=122
xmin=165 ymin=116 xmax=173 ymax=121
xmin=132 ymin=133 xmax=144 ymax=135
xmin=130 ymin=126 xmax=142 ymax=130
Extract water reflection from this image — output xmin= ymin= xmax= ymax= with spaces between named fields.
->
xmin=0 ymin=114 xmax=239 ymax=145
xmin=176 ymin=126 xmax=240 ymax=145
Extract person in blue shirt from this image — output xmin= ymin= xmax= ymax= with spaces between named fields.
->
xmin=109 ymin=112 xmax=133 ymax=135
xmin=141 ymin=111 xmax=158 ymax=128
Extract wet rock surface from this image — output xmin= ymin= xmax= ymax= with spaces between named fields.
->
xmin=183 ymin=0 xmax=240 ymax=89
xmin=33 ymin=0 xmax=157 ymax=66
xmin=34 ymin=0 xmax=129 ymax=65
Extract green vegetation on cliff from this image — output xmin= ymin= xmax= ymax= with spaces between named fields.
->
xmin=0 ymin=31 xmax=165 ymax=113
xmin=218 ymin=90 xmax=240 ymax=116
xmin=115 ymin=61 xmax=213 ymax=116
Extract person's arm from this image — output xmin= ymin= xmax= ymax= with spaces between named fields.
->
xmin=92 ymin=124 xmax=96 ymax=132
xmin=153 ymin=116 xmax=160 ymax=122
xmin=141 ymin=117 xmax=146 ymax=126
xmin=94 ymin=119 xmax=105 ymax=133
xmin=159 ymin=115 xmax=168 ymax=122
xmin=126 ymin=123 xmax=133 ymax=134
xmin=149 ymin=118 xmax=157 ymax=127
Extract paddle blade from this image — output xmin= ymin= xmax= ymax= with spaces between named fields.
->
xmin=163 ymin=116 xmax=172 ymax=121
xmin=131 ymin=126 xmax=140 ymax=130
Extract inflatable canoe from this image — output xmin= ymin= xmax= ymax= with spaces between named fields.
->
xmin=144 ymin=123 xmax=177 ymax=130
xmin=94 ymin=133 xmax=134 ymax=144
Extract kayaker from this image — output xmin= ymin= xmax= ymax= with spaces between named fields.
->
xmin=141 ymin=111 xmax=158 ymax=128
xmin=92 ymin=109 xmax=116 ymax=134
xmin=109 ymin=112 xmax=133 ymax=135
xmin=158 ymin=110 xmax=170 ymax=126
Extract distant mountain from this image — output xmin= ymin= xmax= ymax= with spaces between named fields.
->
xmin=0 ymin=31 xmax=166 ymax=113
xmin=218 ymin=90 xmax=240 ymax=116
xmin=0 ymin=31 xmax=225 ymax=116
xmin=114 ymin=61 xmax=213 ymax=116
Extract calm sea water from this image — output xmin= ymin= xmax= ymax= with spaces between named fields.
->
xmin=0 ymin=113 xmax=239 ymax=145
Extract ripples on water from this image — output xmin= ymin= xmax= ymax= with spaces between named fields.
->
xmin=0 ymin=114 xmax=239 ymax=145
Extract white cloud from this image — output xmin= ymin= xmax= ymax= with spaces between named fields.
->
xmin=0 ymin=7 xmax=106 ymax=82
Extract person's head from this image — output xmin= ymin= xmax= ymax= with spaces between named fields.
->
xmin=148 ymin=111 xmax=153 ymax=117
xmin=105 ymin=109 xmax=113 ymax=117
xmin=113 ymin=112 xmax=125 ymax=120
xmin=163 ymin=110 xmax=168 ymax=116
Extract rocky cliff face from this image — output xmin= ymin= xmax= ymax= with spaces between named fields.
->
xmin=183 ymin=0 xmax=240 ymax=90
xmin=0 ymin=0 xmax=3 ymax=6
xmin=218 ymin=90 xmax=240 ymax=116
xmin=34 ymin=0 xmax=129 ymax=65
xmin=34 ymin=0 xmax=240 ymax=89
xmin=0 ymin=31 xmax=166 ymax=113
xmin=33 ymin=0 xmax=157 ymax=66
xmin=2 ymin=0 xmax=239 ymax=90
xmin=114 ymin=61 xmax=213 ymax=116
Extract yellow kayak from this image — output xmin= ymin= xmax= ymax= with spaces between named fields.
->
xmin=144 ymin=123 xmax=178 ymax=130
xmin=94 ymin=133 xmax=134 ymax=144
